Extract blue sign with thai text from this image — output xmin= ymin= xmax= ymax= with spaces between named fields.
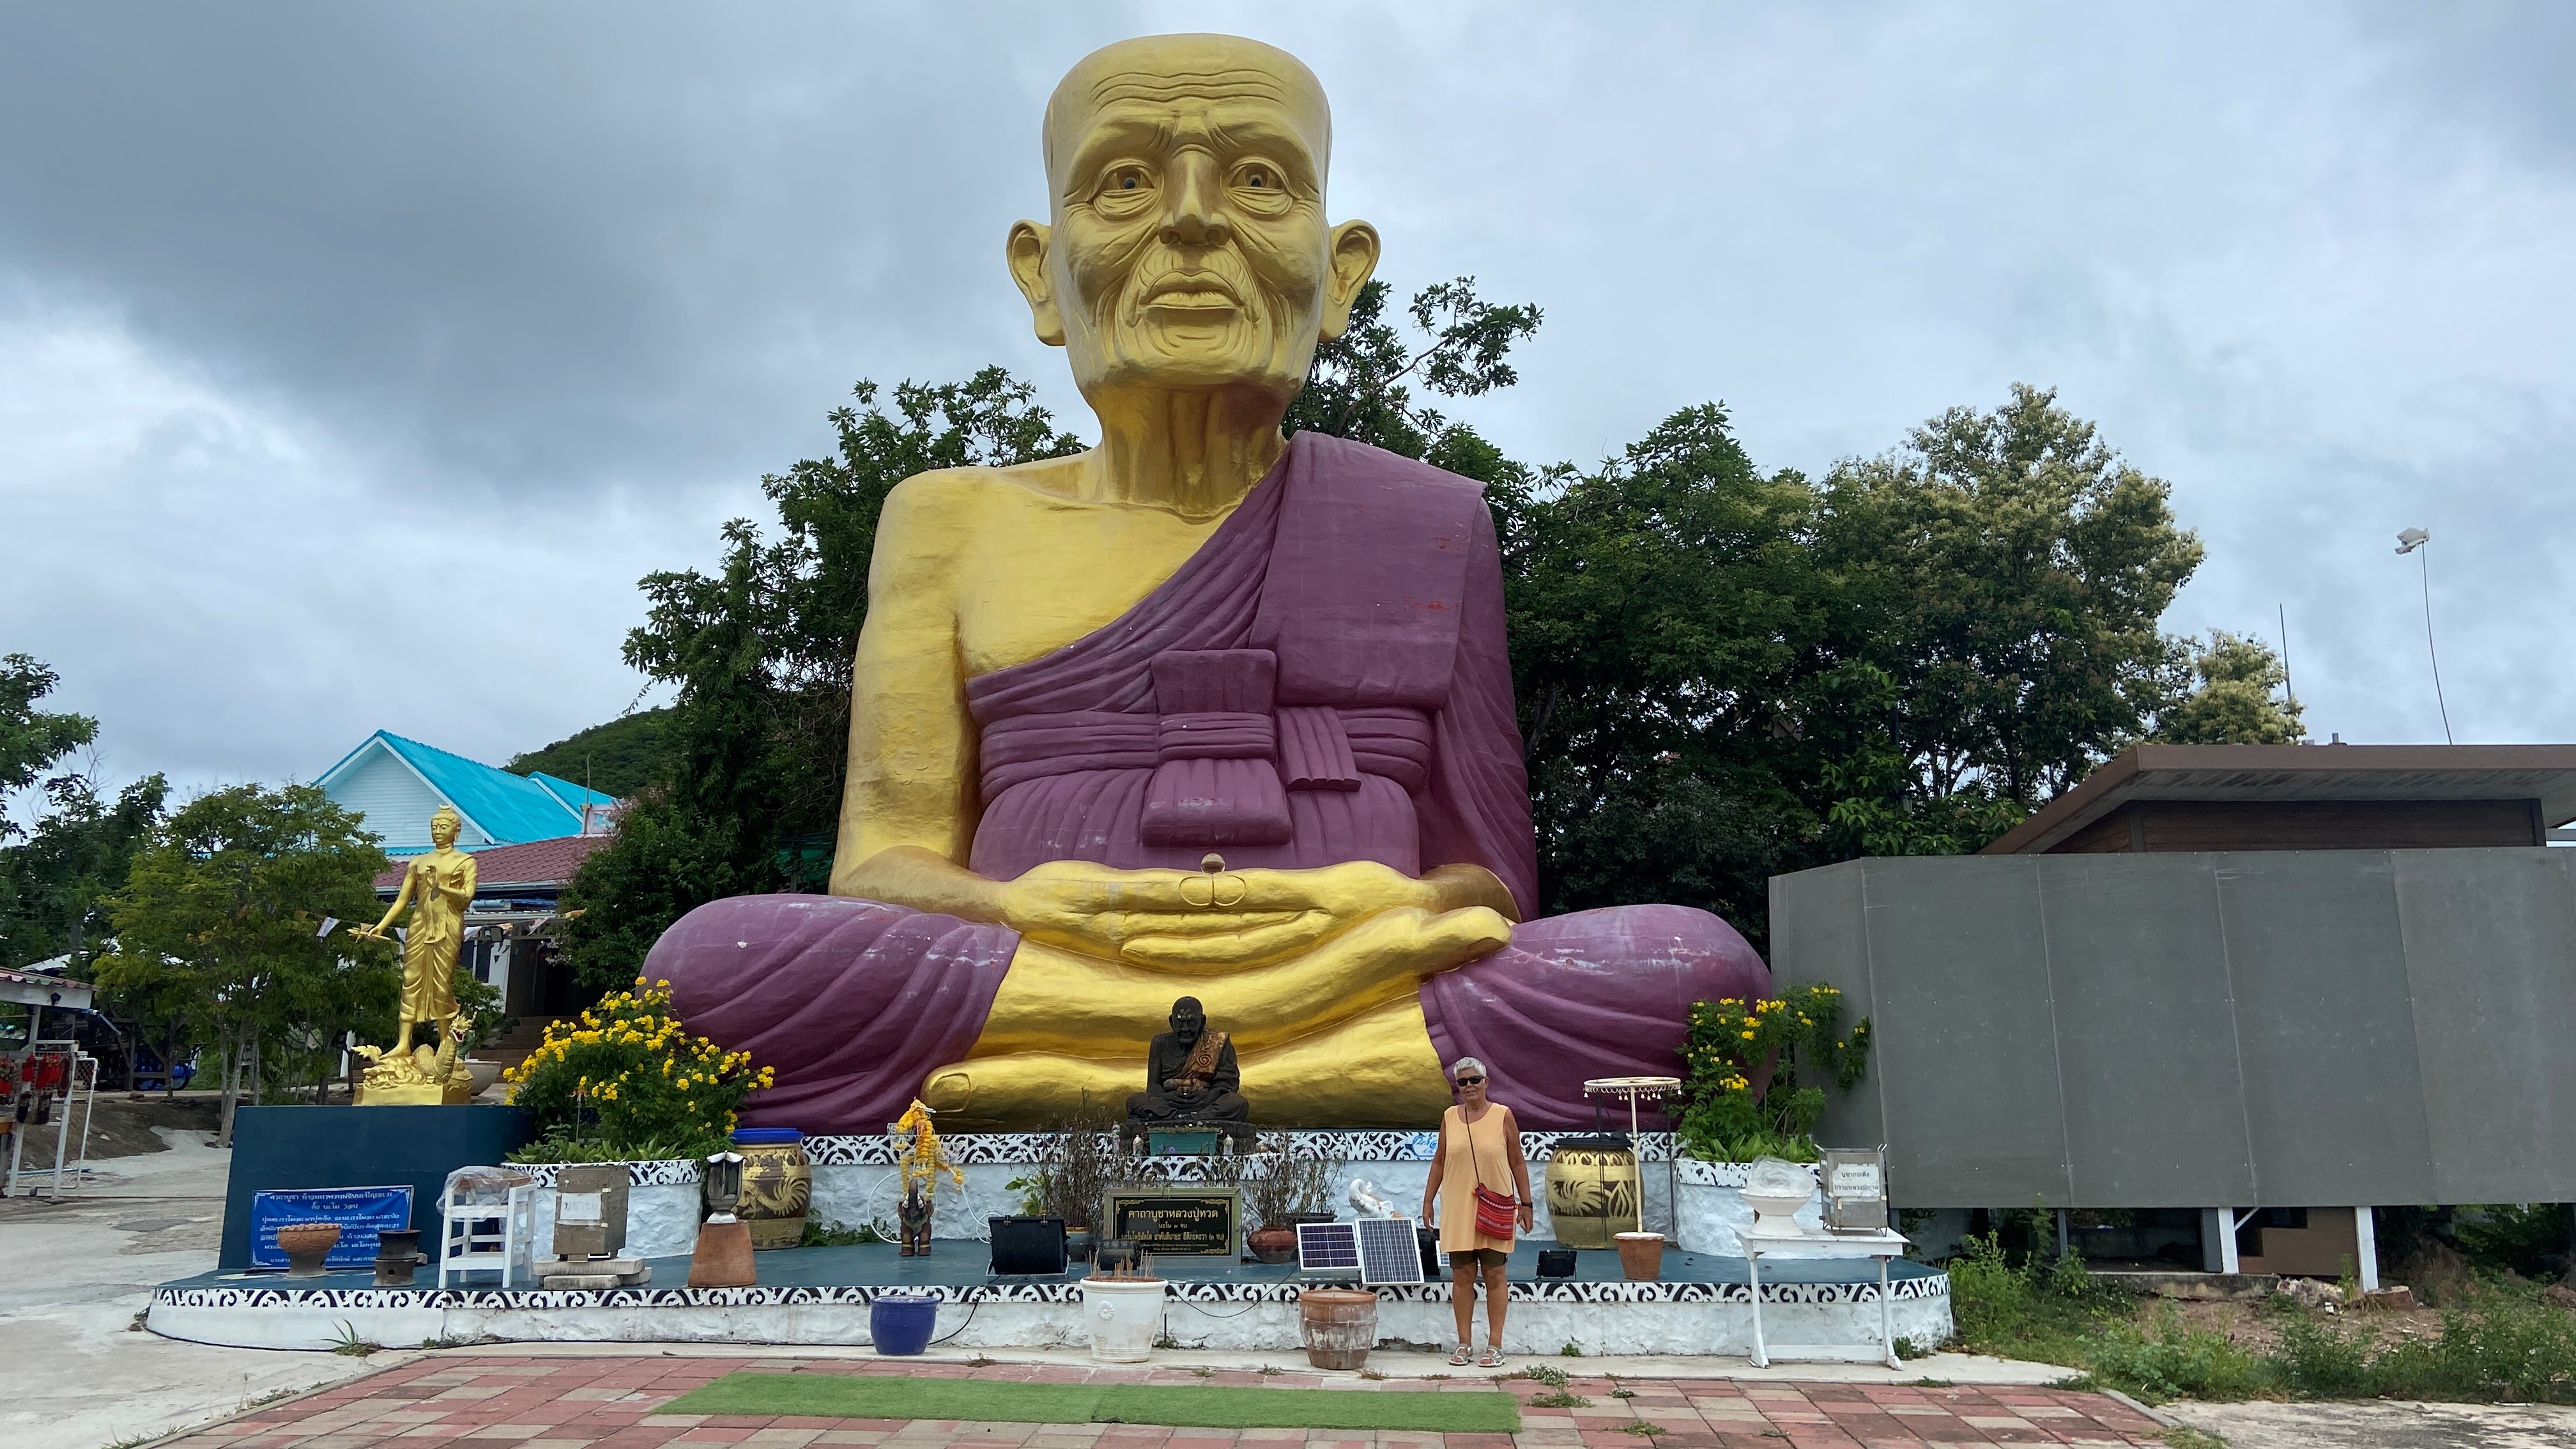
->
xmin=249 ymin=1184 xmax=413 ymax=1269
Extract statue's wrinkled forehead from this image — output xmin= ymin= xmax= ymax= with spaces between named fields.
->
xmin=1043 ymin=34 xmax=1331 ymax=190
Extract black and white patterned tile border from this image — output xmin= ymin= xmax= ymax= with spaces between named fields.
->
xmin=517 ymin=1160 xmax=703 ymax=1187
xmin=505 ymin=1132 xmax=1689 ymax=1183
xmin=153 ymin=1273 xmax=1940 ymax=1312
xmin=1673 ymin=1158 xmax=1753 ymax=1187
xmin=796 ymin=1130 xmax=1679 ymax=1167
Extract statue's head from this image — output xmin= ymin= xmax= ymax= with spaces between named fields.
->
xmin=429 ymin=806 xmax=462 ymax=849
xmin=1169 ymin=995 xmax=1207 ymax=1045
xmin=1009 ymin=34 xmax=1381 ymax=414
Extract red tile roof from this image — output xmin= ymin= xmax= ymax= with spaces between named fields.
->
xmin=376 ymin=832 xmax=613 ymax=890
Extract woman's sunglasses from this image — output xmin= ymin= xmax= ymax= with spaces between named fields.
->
xmin=1454 ymin=1075 xmax=1485 ymax=1087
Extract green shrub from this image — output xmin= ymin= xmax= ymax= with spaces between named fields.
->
xmin=2085 ymin=1309 xmax=2272 ymax=1403
xmin=2454 ymin=1205 xmax=2573 ymax=1282
xmin=503 ymin=977 xmax=773 ymax=1160
xmin=1677 ymin=984 xmax=1870 ymax=1162
xmin=2267 ymin=1289 xmax=2576 ymax=1404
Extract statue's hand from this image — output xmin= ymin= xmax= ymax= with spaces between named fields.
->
xmin=1001 ymin=859 xmax=1466 ymax=969
xmin=998 ymin=859 xmax=1319 ymax=964
xmin=1117 ymin=855 xmax=1514 ymax=969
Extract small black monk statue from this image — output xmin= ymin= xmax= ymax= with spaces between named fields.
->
xmin=1126 ymin=996 xmax=1254 ymax=1147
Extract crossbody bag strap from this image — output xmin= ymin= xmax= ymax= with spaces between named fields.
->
xmin=1462 ymin=1105 xmax=1489 ymax=1192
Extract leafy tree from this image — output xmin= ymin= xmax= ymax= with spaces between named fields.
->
xmin=1499 ymin=406 xmax=1852 ymax=935
xmin=2150 ymin=631 xmax=2304 ymax=745
xmin=509 ymin=709 xmax=670 ymax=799
xmin=1818 ymin=383 xmax=2205 ymax=811
xmin=0 ymin=653 xmax=98 ymax=841
xmin=0 ymin=771 xmax=167 ymax=970
xmin=1284 ymin=276 xmax=1540 ymax=460
xmin=559 ymin=369 xmax=1083 ymax=988
xmin=93 ymin=784 xmax=391 ymax=1142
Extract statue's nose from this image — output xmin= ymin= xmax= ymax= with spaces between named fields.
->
xmin=1160 ymin=153 xmax=1231 ymax=249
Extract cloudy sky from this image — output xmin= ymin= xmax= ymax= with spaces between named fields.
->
xmin=3 ymin=2 xmax=2569 ymax=802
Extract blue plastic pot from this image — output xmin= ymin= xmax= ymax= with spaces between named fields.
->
xmin=870 ymin=1293 xmax=939 ymax=1356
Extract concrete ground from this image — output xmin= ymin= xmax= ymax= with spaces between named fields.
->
xmin=2161 ymin=1398 xmax=2576 ymax=1448
xmin=0 ymin=1127 xmax=389 ymax=1449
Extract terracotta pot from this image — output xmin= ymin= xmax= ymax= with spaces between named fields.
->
xmin=1248 ymin=1225 xmax=1298 ymax=1265
xmin=276 ymin=1221 xmax=342 ymax=1278
xmin=1298 ymin=1287 xmax=1377 ymax=1370
xmin=1615 ymin=1230 xmax=1665 ymax=1282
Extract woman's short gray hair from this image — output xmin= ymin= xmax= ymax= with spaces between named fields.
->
xmin=1448 ymin=1057 xmax=1487 ymax=1081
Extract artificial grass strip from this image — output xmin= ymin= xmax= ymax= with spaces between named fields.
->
xmin=656 ymin=1372 xmax=1521 ymax=1432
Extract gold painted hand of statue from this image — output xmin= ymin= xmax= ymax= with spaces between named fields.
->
xmin=922 ymin=859 xmax=1517 ymax=1128
xmin=998 ymin=857 xmax=1512 ymax=970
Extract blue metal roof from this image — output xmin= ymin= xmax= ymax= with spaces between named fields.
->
xmin=336 ymin=731 xmax=602 ymax=847
xmin=526 ymin=772 xmax=618 ymax=821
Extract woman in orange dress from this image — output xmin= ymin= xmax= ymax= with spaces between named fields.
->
xmin=1420 ymin=1055 xmax=1533 ymax=1367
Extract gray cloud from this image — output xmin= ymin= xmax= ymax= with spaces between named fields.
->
xmin=1 ymin=1 xmax=2568 ymax=801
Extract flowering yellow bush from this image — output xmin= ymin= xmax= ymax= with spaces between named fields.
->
xmin=1680 ymin=984 xmax=1870 ymax=1163
xmin=505 ymin=977 xmax=776 ymax=1159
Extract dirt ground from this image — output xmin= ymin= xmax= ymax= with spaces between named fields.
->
xmin=2158 ymin=1292 xmax=2455 ymax=1353
xmin=4 ymin=1091 xmax=222 ymax=1174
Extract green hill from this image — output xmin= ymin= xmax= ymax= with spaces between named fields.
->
xmin=510 ymin=709 xmax=670 ymax=799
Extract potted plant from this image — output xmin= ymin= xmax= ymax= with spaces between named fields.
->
xmin=1078 ymin=1250 xmax=1165 ymax=1361
xmin=1009 ymin=1103 xmax=1138 ymax=1263
xmin=1240 ymin=1137 xmax=1338 ymax=1264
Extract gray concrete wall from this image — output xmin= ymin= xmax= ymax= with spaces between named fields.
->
xmin=1768 ymin=848 xmax=2576 ymax=1208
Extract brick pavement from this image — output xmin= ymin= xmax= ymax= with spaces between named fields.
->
xmin=155 ymin=1356 xmax=2168 ymax=1449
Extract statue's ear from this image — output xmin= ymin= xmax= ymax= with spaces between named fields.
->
xmin=1319 ymin=220 xmax=1382 ymax=342
xmin=1006 ymin=220 xmax=1065 ymax=347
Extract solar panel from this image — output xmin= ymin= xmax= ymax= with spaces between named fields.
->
xmin=1296 ymin=1220 xmax=1359 ymax=1273
xmin=1356 ymin=1216 xmax=1425 ymax=1285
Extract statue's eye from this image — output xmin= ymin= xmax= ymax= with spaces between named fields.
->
xmin=1246 ymin=169 xmax=1268 ymax=188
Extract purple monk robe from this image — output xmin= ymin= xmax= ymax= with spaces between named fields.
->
xmin=1420 ymin=904 xmax=1773 ymax=1130
xmin=964 ymin=431 xmax=1537 ymax=912
xmin=645 ymin=895 xmax=1018 ymax=1135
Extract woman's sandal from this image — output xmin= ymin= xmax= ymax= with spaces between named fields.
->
xmin=1448 ymin=1344 xmax=1473 ymax=1366
xmin=1477 ymin=1344 xmax=1504 ymax=1369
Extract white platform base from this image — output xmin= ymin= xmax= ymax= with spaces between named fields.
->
xmin=149 ymin=1275 xmax=1950 ymax=1360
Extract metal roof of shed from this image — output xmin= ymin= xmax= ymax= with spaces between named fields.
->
xmin=1983 ymin=743 xmax=2576 ymax=855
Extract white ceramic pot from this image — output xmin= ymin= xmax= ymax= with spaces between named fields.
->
xmin=1078 ymin=1277 xmax=1167 ymax=1363
xmin=1740 ymin=1157 xmax=1818 ymax=1229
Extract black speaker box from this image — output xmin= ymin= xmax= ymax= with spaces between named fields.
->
xmin=989 ymin=1215 xmax=1067 ymax=1275
xmin=1536 ymin=1248 xmax=1578 ymax=1278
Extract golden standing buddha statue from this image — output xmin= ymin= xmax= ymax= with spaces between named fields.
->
xmin=647 ymin=34 xmax=1770 ymax=1131
xmin=351 ymin=804 xmax=479 ymax=1105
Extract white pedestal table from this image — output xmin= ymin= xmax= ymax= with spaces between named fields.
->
xmin=1740 ymin=1224 xmax=1912 ymax=1369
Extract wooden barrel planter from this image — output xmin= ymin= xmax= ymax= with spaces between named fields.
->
xmin=1298 ymin=1287 xmax=1377 ymax=1370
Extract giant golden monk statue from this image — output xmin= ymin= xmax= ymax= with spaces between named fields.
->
xmin=649 ymin=34 xmax=1768 ymax=1130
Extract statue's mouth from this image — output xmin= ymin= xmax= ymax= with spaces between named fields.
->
xmin=1141 ymin=272 xmax=1243 ymax=316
